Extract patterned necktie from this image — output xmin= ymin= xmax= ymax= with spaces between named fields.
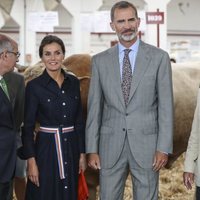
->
xmin=122 ymin=49 xmax=132 ymax=106
xmin=0 ymin=78 xmax=10 ymax=100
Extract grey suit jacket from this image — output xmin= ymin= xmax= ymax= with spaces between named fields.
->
xmin=86 ymin=40 xmax=174 ymax=169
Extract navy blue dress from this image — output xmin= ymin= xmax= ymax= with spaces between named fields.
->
xmin=21 ymin=69 xmax=85 ymax=200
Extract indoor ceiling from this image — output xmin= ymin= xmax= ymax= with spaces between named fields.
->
xmin=1 ymin=0 xmax=145 ymax=15
xmin=0 ymin=0 xmax=13 ymax=14
xmin=0 ymin=0 xmax=61 ymax=14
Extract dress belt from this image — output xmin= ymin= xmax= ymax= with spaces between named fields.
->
xmin=39 ymin=126 xmax=74 ymax=134
xmin=39 ymin=126 xmax=74 ymax=179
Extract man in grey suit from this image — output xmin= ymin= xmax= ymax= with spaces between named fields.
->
xmin=0 ymin=34 xmax=25 ymax=200
xmin=86 ymin=1 xmax=174 ymax=199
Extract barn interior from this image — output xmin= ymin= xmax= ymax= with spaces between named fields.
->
xmin=1 ymin=0 xmax=200 ymax=199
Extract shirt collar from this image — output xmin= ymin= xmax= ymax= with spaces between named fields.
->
xmin=118 ymin=38 xmax=140 ymax=54
xmin=41 ymin=68 xmax=69 ymax=84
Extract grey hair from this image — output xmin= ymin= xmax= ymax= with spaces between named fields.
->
xmin=0 ymin=34 xmax=13 ymax=54
xmin=110 ymin=1 xmax=138 ymax=22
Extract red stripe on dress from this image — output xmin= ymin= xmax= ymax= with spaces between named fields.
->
xmin=54 ymin=130 xmax=65 ymax=179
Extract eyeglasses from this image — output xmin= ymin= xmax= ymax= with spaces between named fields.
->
xmin=7 ymin=51 xmax=20 ymax=58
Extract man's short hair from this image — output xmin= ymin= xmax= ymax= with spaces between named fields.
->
xmin=0 ymin=34 xmax=14 ymax=54
xmin=110 ymin=1 xmax=138 ymax=22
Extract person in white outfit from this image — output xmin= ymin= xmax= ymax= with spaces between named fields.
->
xmin=184 ymin=88 xmax=200 ymax=199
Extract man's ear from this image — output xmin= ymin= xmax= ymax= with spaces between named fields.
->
xmin=110 ymin=22 xmax=115 ymax=31
xmin=137 ymin=17 xmax=141 ymax=28
xmin=0 ymin=51 xmax=7 ymax=60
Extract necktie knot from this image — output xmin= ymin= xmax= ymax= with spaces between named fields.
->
xmin=0 ymin=78 xmax=6 ymax=88
xmin=124 ymin=49 xmax=131 ymax=56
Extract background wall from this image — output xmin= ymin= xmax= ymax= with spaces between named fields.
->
xmin=0 ymin=0 xmax=200 ymax=65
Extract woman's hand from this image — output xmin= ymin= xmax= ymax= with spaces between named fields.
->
xmin=79 ymin=153 xmax=87 ymax=173
xmin=27 ymin=157 xmax=40 ymax=187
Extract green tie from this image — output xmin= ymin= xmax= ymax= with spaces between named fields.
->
xmin=0 ymin=78 xmax=10 ymax=100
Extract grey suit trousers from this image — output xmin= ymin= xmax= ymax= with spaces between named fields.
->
xmin=99 ymin=135 xmax=159 ymax=200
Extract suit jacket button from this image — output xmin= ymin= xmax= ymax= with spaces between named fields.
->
xmin=123 ymin=128 xmax=126 ymax=131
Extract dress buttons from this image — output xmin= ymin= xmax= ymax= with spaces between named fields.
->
xmin=64 ymin=162 xmax=67 ymax=165
xmin=47 ymin=99 xmax=50 ymax=102
xmin=62 ymin=90 xmax=65 ymax=94
xmin=64 ymin=186 xmax=68 ymax=189
xmin=63 ymin=115 xmax=66 ymax=118
xmin=64 ymin=138 xmax=67 ymax=142
xmin=62 ymin=102 xmax=66 ymax=106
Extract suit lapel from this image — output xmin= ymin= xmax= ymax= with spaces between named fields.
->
xmin=4 ymin=74 xmax=16 ymax=108
xmin=108 ymin=46 xmax=125 ymax=107
xmin=128 ymin=41 xmax=151 ymax=101
xmin=0 ymin=86 xmax=13 ymax=112
xmin=3 ymin=75 xmax=15 ymax=124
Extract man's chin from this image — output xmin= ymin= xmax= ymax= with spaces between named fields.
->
xmin=121 ymin=34 xmax=136 ymax=42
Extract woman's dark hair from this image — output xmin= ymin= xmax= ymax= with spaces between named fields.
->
xmin=39 ymin=35 xmax=65 ymax=58
xmin=110 ymin=1 xmax=138 ymax=22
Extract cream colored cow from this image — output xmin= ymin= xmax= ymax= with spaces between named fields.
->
xmin=167 ymin=62 xmax=200 ymax=167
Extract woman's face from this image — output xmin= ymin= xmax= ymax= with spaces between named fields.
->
xmin=41 ymin=42 xmax=64 ymax=72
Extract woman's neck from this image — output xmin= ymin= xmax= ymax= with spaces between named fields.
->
xmin=47 ymin=69 xmax=64 ymax=88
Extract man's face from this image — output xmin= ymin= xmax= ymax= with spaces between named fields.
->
xmin=5 ymin=42 xmax=19 ymax=72
xmin=110 ymin=7 xmax=140 ymax=45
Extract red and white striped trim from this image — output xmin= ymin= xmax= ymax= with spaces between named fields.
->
xmin=39 ymin=126 xmax=74 ymax=179
xmin=39 ymin=126 xmax=74 ymax=134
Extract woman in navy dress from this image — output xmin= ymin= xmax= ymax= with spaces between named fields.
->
xmin=20 ymin=35 xmax=86 ymax=200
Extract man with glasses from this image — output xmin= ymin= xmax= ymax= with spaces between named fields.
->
xmin=7 ymin=51 xmax=20 ymax=58
xmin=0 ymin=33 xmax=25 ymax=200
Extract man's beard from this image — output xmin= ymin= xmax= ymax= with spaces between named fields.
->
xmin=118 ymin=29 xmax=138 ymax=42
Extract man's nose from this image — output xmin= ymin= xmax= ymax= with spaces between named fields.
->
xmin=124 ymin=20 xmax=131 ymax=29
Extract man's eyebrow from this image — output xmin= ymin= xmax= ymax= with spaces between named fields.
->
xmin=116 ymin=19 xmax=125 ymax=23
xmin=116 ymin=17 xmax=136 ymax=23
xmin=128 ymin=17 xmax=136 ymax=21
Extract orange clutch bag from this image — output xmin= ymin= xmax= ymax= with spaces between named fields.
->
xmin=78 ymin=170 xmax=89 ymax=200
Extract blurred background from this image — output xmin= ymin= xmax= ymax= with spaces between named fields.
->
xmin=0 ymin=0 xmax=200 ymax=66
xmin=1 ymin=1 xmax=199 ymax=199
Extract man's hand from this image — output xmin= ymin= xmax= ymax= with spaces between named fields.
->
xmin=87 ymin=153 xmax=101 ymax=170
xmin=183 ymin=172 xmax=194 ymax=190
xmin=153 ymin=151 xmax=168 ymax=171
